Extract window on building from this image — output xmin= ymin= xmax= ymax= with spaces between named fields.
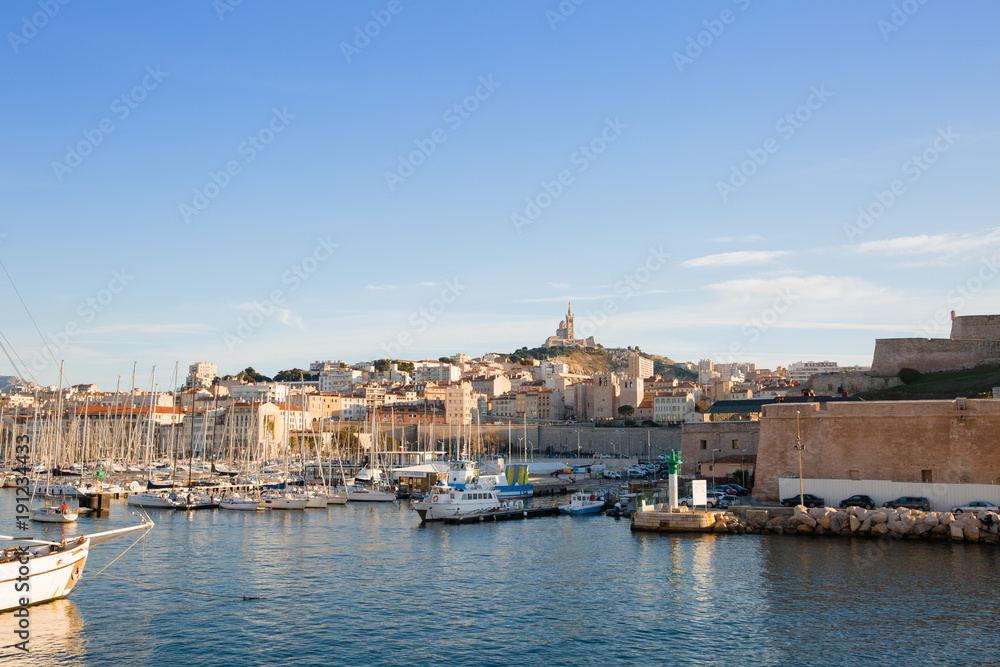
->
xmin=849 ymin=469 xmax=860 ymax=480
xmin=700 ymin=440 xmax=707 ymax=450
xmin=922 ymin=469 xmax=933 ymax=482
xmin=732 ymin=439 xmax=740 ymax=449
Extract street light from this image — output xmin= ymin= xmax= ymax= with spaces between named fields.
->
xmin=740 ymin=448 xmax=746 ymax=487
xmin=712 ymin=448 xmax=721 ymax=490
xmin=793 ymin=410 xmax=804 ymax=503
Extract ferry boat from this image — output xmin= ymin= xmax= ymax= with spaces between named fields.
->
xmin=411 ymin=484 xmax=502 ymax=522
xmin=558 ymin=491 xmax=607 ymax=515
xmin=445 ymin=460 xmax=533 ymax=500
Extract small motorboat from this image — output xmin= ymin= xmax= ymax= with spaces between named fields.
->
xmin=558 ymin=491 xmax=606 ymax=515
xmin=30 ymin=505 xmax=79 ymax=523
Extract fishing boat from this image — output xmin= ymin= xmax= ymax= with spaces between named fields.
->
xmin=411 ymin=484 xmax=502 ymax=522
xmin=0 ymin=521 xmax=153 ymax=613
xmin=219 ymin=492 xmax=259 ymax=511
xmin=558 ymin=491 xmax=606 ymax=515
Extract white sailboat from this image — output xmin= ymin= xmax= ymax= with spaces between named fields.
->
xmin=0 ymin=520 xmax=153 ymax=613
xmin=219 ymin=492 xmax=259 ymax=511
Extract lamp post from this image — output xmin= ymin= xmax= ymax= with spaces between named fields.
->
xmin=712 ymin=448 xmax=721 ymax=490
xmin=793 ymin=410 xmax=804 ymax=503
xmin=740 ymin=448 xmax=746 ymax=487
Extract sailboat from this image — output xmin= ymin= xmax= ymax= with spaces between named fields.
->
xmin=30 ymin=362 xmax=79 ymax=523
xmin=0 ymin=520 xmax=154 ymax=613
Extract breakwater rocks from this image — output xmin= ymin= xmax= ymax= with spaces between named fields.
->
xmin=632 ymin=504 xmax=1000 ymax=544
xmin=727 ymin=505 xmax=1000 ymax=544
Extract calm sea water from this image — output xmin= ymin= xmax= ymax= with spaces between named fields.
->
xmin=2 ymin=491 xmax=999 ymax=666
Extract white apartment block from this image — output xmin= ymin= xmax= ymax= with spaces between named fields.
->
xmin=413 ymin=361 xmax=461 ymax=383
xmin=788 ymin=361 xmax=840 ymax=383
xmin=226 ymin=382 xmax=290 ymax=405
xmin=186 ymin=361 xmax=217 ymax=389
xmin=318 ymin=368 xmax=364 ymax=391
xmin=628 ymin=354 xmax=654 ymax=380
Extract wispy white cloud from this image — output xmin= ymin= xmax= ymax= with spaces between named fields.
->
xmin=546 ymin=282 xmax=570 ymax=289
xmin=706 ymin=275 xmax=885 ymax=302
xmin=514 ymin=290 xmax=667 ymax=304
xmin=682 ymin=250 xmax=790 ymax=268
xmin=709 ymin=235 xmax=763 ymax=243
xmin=87 ymin=323 xmax=214 ymax=334
xmin=365 ymin=284 xmax=396 ymax=291
xmin=418 ymin=281 xmax=438 ymax=287
xmin=854 ymin=229 xmax=1000 ymax=259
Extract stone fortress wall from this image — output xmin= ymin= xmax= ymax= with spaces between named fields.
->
xmin=871 ymin=311 xmax=1000 ymax=375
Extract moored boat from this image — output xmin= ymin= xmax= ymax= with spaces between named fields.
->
xmin=219 ymin=493 xmax=259 ymax=511
xmin=0 ymin=521 xmax=153 ymax=613
xmin=411 ymin=484 xmax=502 ymax=522
xmin=30 ymin=505 xmax=79 ymax=523
xmin=260 ymin=491 xmax=308 ymax=509
xmin=558 ymin=491 xmax=607 ymax=515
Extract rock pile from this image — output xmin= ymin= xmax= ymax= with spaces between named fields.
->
xmin=715 ymin=505 xmax=1000 ymax=544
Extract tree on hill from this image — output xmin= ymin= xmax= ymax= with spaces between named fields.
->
xmin=618 ymin=405 xmax=635 ymax=418
xmin=237 ymin=367 xmax=271 ymax=383
xmin=438 ymin=356 xmax=452 ymax=364
xmin=374 ymin=359 xmax=391 ymax=372
xmin=398 ymin=361 xmax=414 ymax=375
xmin=273 ymin=368 xmax=314 ymax=382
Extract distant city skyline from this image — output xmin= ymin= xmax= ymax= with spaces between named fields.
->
xmin=1 ymin=2 xmax=998 ymax=389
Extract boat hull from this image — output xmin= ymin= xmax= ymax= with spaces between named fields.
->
xmin=30 ymin=508 xmax=78 ymax=523
xmin=0 ymin=538 xmax=89 ymax=612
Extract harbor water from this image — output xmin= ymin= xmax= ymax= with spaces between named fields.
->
xmin=2 ymin=492 xmax=999 ymax=666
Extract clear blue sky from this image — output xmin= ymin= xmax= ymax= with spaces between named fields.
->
xmin=1 ymin=1 xmax=998 ymax=388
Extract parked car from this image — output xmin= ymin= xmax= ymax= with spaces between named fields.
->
xmin=717 ymin=484 xmax=749 ymax=496
xmin=839 ymin=494 xmax=875 ymax=510
xmin=951 ymin=500 xmax=1000 ymax=514
xmin=602 ymin=470 xmax=621 ymax=479
xmin=883 ymin=496 xmax=930 ymax=510
xmin=679 ymin=490 xmax=734 ymax=509
xmin=780 ymin=493 xmax=825 ymax=508
xmin=626 ymin=467 xmax=649 ymax=478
